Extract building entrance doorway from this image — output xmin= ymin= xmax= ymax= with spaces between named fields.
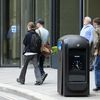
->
xmin=0 ymin=0 xmax=21 ymax=67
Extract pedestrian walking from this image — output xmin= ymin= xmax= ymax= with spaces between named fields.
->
xmin=35 ymin=18 xmax=50 ymax=83
xmin=17 ymin=22 xmax=43 ymax=85
xmin=92 ymin=17 xmax=100 ymax=91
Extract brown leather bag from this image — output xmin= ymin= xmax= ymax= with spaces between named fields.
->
xmin=41 ymin=43 xmax=52 ymax=57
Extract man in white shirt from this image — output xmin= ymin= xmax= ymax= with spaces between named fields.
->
xmin=80 ymin=16 xmax=95 ymax=71
xmin=80 ymin=16 xmax=94 ymax=44
xmin=35 ymin=19 xmax=49 ymax=83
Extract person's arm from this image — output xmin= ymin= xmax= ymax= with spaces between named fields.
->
xmin=23 ymin=34 xmax=28 ymax=46
xmin=89 ymin=27 xmax=95 ymax=44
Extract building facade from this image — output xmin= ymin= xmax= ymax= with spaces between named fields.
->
xmin=0 ymin=0 xmax=100 ymax=67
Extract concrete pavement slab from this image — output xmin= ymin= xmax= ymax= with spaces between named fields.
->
xmin=0 ymin=67 xmax=100 ymax=100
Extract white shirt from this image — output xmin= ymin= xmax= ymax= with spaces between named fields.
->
xmin=80 ymin=24 xmax=94 ymax=44
xmin=24 ymin=52 xmax=37 ymax=56
xmin=36 ymin=27 xmax=49 ymax=44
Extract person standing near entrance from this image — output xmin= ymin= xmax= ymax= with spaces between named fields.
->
xmin=17 ymin=22 xmax=43 ymax=85
xmin=92 ymin=17 xmax=100 ymax=91
xmin=80 ymin=16 xmax=94 ymax=43
xmin=35 ymin=18 xmax=49 ymax=83
xmin=80 ymin=16 xmax=94 ymax=71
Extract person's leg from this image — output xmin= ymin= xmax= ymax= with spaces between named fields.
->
xmin=90 ymin=43 xmax=95 ymax=71
xmin=39 ymin=54 xmax=45 ymax=75
xmin=38 ymin=54 xmax=48 ymax=82
xmin=90 ymin=55 xmax=95 ymax=71
xmin=93 ymin=56 xmax=100 ymax=91
xmin=32 ymin=55 xmax=42 ymax=85
xmin=17 ymin=55 xmax=32 ymax=84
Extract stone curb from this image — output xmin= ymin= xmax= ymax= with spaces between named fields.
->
xmin=0 ymin=83 xmax=57 ymax=100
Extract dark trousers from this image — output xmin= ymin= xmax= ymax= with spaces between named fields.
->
xmin=94 ymin=55 xmax=100 ymax=88
xmin=90 ymin=42 xmax=95 ymax=70
xmin=38 ymin=54 xmax=45 ymax=75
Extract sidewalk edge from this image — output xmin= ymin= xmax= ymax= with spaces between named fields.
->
xmin=0 ymin=83 xmax=56 ymax=100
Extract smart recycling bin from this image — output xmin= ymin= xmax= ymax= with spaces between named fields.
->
xmin=57 ymin=35 xmax=89 ymax=97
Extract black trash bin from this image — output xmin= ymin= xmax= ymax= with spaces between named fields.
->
xmin=57 ymin=35 xmax=89 ymax=97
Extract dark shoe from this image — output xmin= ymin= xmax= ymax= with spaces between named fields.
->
xmin=42 ymin=73 xmax=48 ymax=83
xmin=34 ymin=81 xmax=43 ymax=85
xmin=93 ymin=87 xmax=100 ymax=91
xmin=16 ymin=78 xmax=25 ymax=84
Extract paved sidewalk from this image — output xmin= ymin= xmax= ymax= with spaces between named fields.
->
xmin=0 ymin=67 xmax=100 ymax=100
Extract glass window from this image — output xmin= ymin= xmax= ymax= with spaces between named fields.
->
xmin=35 ymin=0 xmax=51 ymax=67
xmin=20 ymin=0 xmax=35 ymax=67
xmin=0 ymin=0 xmax=21 ymax=66
xmin=0 ymin=0 xmax=51 ymax=67
xmin=35 ymin=0 xmax=51 ymax=32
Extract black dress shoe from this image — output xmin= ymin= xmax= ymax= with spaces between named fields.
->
xmin=16 ymin=78 xmax=25 ymax=84
xmin=42 ymin=73 xmax=48 ymax=83
xmin=34 ymin=81 xmax=43 ymax=85
xmin=93 ymin=87 xmax=100 ymax=91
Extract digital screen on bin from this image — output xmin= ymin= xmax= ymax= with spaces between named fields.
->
xmin=68 ymin=49 xmax=86 ymax=82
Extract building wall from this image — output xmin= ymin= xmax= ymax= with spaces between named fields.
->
xmin=85 ymin=0 xmax=100 ymax=18
xmin=60 ymin=0 xmax=80 ymax=36
xmin=0 ymin=0 xmax=100 ymax=67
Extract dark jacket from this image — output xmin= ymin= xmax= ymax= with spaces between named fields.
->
xmin=23 ymin=30 xmax=35 ymax=54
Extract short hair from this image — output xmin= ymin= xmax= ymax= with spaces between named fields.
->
xmin=84 ymin=16 xmax=92 ymax=23
xmin=35 ymin=18 xmax=44 ymax=25
xmin=93 ymin=17 xmax=100 ymax=25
